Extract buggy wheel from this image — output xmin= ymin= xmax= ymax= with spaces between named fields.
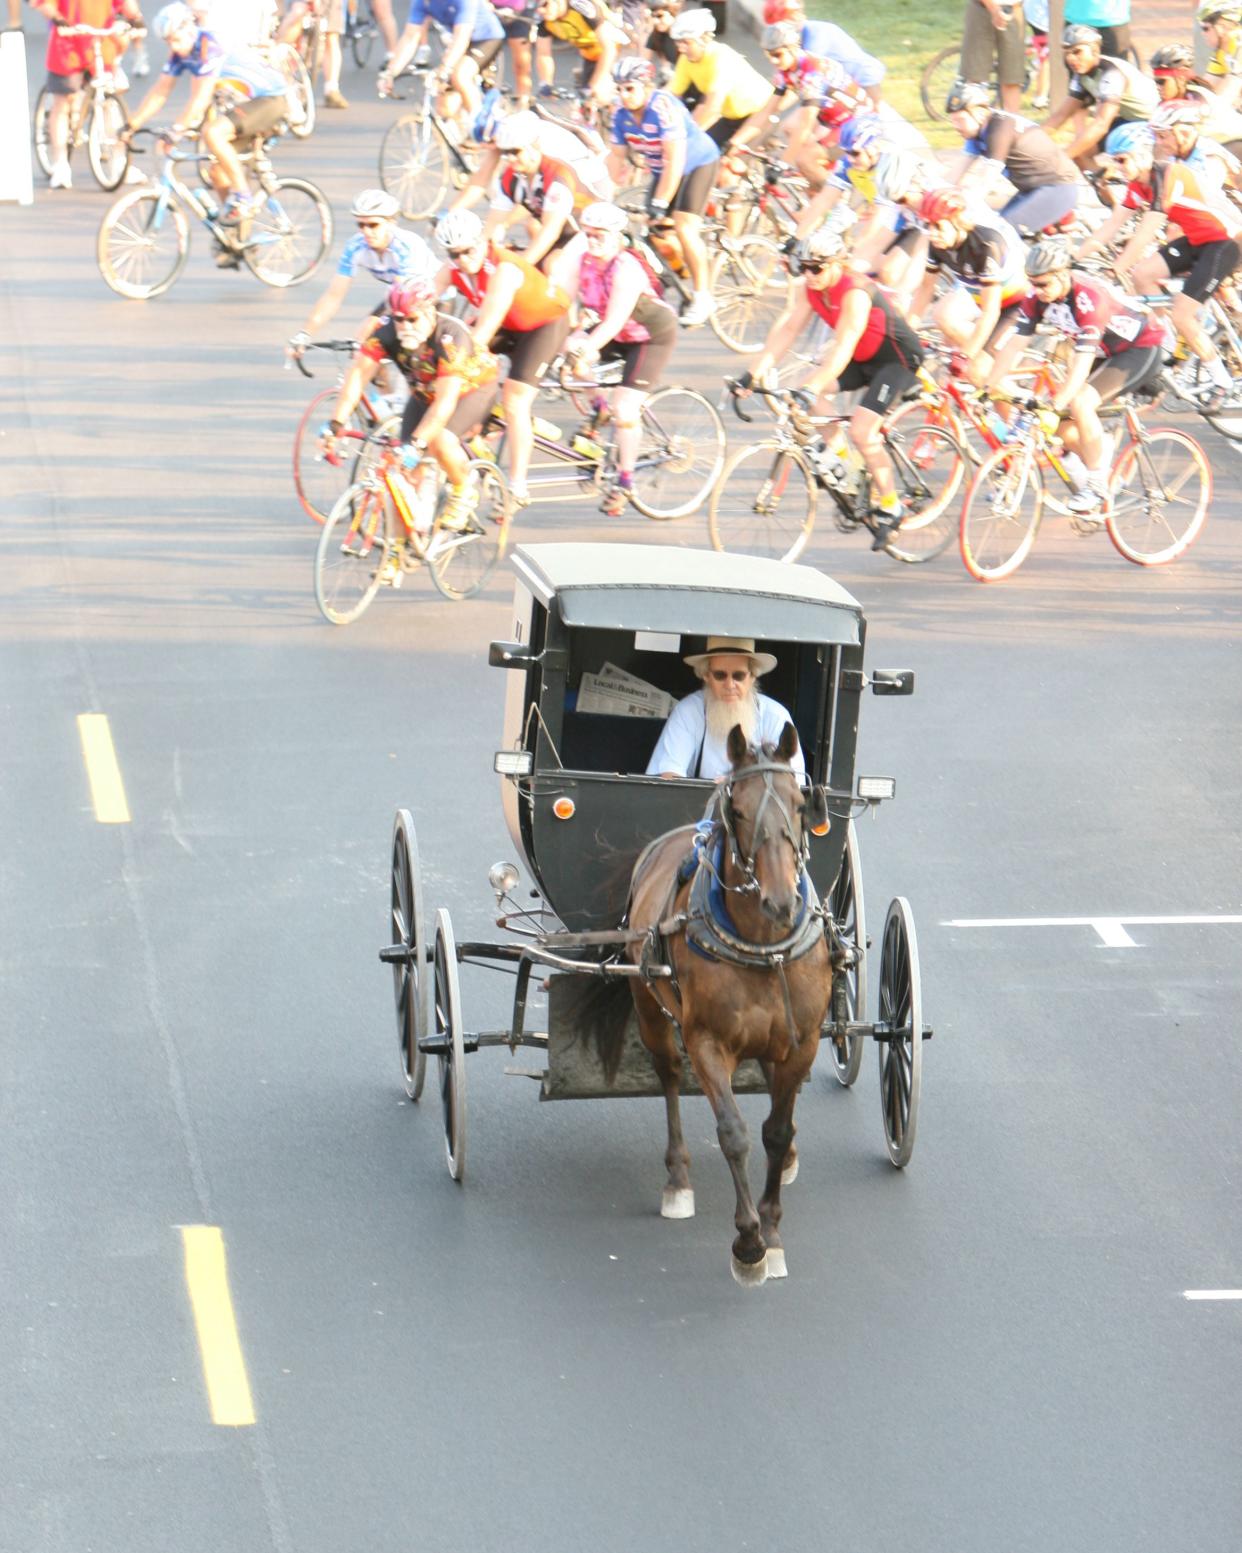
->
xmin=87 ymin=92 xmax=130 ymax=191
xmin=959 ymin=443 xmax=1044 ymax=581
xmin=708 ymin=440 xmax=816 ymax=561
xmin=427 ymin=459 xmax=510 ymax=600
xmin=1106 ymin=428 xmax=1210 ymax=566
xmin=826 ymin=819 xmax=866 ymax=1088
xmin=877 ymin=897 xmax=922 ymax=1169
xmin=434 ymin=908 xmax=467 ymax=1181
xmin=379 ymin=113 xmax=451 ymax=219
xmin=390 ymin=809 xmax=428 ymax=1101
xmin=629 ymin=386 xmax=726 ymax=520
xmin=97 ymin=187 xmax=190 ymax=300
xmin=708 ymin=236 xmax=793 ymax=355
xmin=314 ymin=481 xmax=393 ymax=624
xmin=883 ymin=421 xmax=966 ymax=564
xmin=241 ymin=177 xmax=332 ymax=287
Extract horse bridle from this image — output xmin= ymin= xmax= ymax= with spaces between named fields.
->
xmin=713 ymin=759 xmax=809 ymax=898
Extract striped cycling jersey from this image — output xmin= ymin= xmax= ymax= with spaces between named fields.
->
xmin=927 ymin=218 xmax=1029 ymax=303
xmin=163 ymin=31 xmax=285 ymax=103
xmin=610 ymin=89 xmax=719 ymax=175
xmin=335 ymin=228 xmax=440 ymax=285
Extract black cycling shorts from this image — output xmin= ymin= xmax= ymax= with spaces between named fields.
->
xmin=1161 ymin=236 xmax=1242 ymax=303
xmin=836 ymin=356 xmax=921 ymax=416
xmin=468 ymin=37 xmax=505 ymax=72
xmin=229 ymin=95 xmax=288 ymax=147
xmin=45 ymin=69 xmax=89 ymax=94
xmin=402 ymin=379 xmax=501 ymax=441
xmin=669 ymin=160 xmax=718 ymax=216
xmin=600 ymin=304 xmax=678 ymax=389
xmin=493 ymin=316 xmax=571 ymax=387
xmin=1087 ymin=344 xmax=1164 ymax=404
xmin=707 ymin=112 xmax=751 ymax=148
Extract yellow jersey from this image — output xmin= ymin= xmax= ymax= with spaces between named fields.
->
xmin=669 ymin=41 xmax=773 ymax=121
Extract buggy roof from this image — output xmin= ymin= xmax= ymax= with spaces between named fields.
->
xmin=509 ymin=544 xmax=862 ymax=645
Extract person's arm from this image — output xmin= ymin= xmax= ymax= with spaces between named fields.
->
xmin=127 ymin=72 xmax=174 ymax=130
xmin=324 ymin=349 xmax=381 ymax=439
xmin=805 ymin=286 xmax=872 ymax=394
xmin=1112 ymin=209 xmax=1166 ymax=284
xmin=1041 ymin=93 xmax=1080 ymax=133
xmin=1047 ymin=346 xmax=1095 ymax=415
xmin=1065 ymin=98 xmax=1117 ymax=162
xmin=469 ymin=259 xmax=523 ymax=348
xmin=408 ymin=371 xmax=466 ymax=447
xmin=177 ymin=72 xmax=219 ymax=133
xmin=522 ymin=192 xmax=573 ymax=267
xmin=743 ymin=287 xmax=815 ymax=385
xmin=290 ymin=272 xmax=352 ymax=356
xmin=385 ymin=17 xmax=431 ymax=85
xmin=440 ymin=18 xmax=473 ymax=74
xmin=653 ymin=129 xmax=686 ymax=210
xmin=588 ymin=29 xmax=619 ymax=99
xmin=545 ymin=235 xmax=584 ymax=296
xmin=729 ymin=88 xmax=780 ymax=153
xmin=1075 ymin=204 xmax=1129 ymax=259
xmin=646 ymin=695 xmax=700 ymax=778
xmin=961 ymin=281 xmax=1003 ymax=360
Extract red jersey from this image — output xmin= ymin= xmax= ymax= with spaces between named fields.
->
xmin=46 ymin=0 xmax=126 ymax=75
xmin=496 ymin=157 xmax=589 ymax=220
xmin=449 ymin=245 xmax=571 ymax=333
xmin=805 ymin=273 xmax=921 ymax=364
xmin=1015 ymin=273 xmax=1168 ymax=357
xmin=1125 ymin=161 xmax=1242 ymax=246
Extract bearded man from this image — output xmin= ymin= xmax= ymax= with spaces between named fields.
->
xmin=646 ymin=636 xmax=805 ymax=781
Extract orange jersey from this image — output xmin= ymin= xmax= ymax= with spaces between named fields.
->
xmin=451 ymin=245 xmax=572 ymax=332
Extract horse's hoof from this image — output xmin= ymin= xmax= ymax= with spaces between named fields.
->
xmin=661 ymin=1187 xmax=695 ymax=1220
xmin=765 ymin=1247 xmax=788 ymax=1279
xmin=730 ymin=1253 xmax=769 ymax=1288
xmin=781 ymin=1155 xmax=799 ymax=1186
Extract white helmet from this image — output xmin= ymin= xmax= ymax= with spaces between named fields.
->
xmin=670 ymin=7 xmax=716 ymax=38
xmin=874 ymin=148 xmax=926 ymax=204
xmin=154 ymin=2 xmax=196 ymax=39
xmin=801 ymin=222 xmax=846 ymax=261
xmin=350 ymin=188 xmax=400 ymax=220
xmin=494 ymin=109 xmax=541 ymax=152
xmin=579 ymin=201 xmax=629 ymax=235
xmin=434 ymin=209 xmax=484 ymax=251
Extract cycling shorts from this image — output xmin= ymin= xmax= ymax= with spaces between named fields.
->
xmin=707 ymin=112 xmax=753 ymax=148
xmin=1160 ymin=236 xmax=1242 ymax=303
xmin=835 ymin=356 xmax=921 ymax=416
xmin=670 ymin=160 xmax=716 ymax=216
xmin=402 ymin=379 xmax=501 ymax=440
xmin=45 ymin=69 xmax=89 ymax=94
xmin=1087 ymin=344 xmax=1164 ymax=404
xmin=468 ymin=37 xmax=505 ymax=71
xmin=600 ymin=301 xmax=677 ymax=389
xmin=228 ymin=95 xmax=288 ymax=146
xmin=493 ymin=317 xmax=571 ymax=386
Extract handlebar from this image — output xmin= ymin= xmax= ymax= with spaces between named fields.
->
xmin=292 ymin=340 xmax=361 ymax=376
xmin=55 ymin=21 xmax=146 ymax=36
xmin=723 ymin=377 xmax=816 ymax=426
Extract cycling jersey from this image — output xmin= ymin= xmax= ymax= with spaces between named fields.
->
xmin=405 ymin=0 xmax=504 ymax=42
xmin=799 ymin=19 xmax=884 ymax=89
xmin=163 ymin=30 xmax=286 ymax=101
xmin=826 ymin=149 xmax=878 ymax=204
xmin=772 ymin=51 xmax=853 ymax=106
xmin=1067 ymin=55 xmax=1159 ymax=121
xmin=805 ymin=273 xmax=922 ymax=366
xmin=525 ymin=119 xmax=612 ymax=194
xmin=45 ymin=0 xmax=126 ymax=75
xmin=335 ymin=228 xmax=439 ymax=286
xmin=927 ymin=220 xmax=1029 ymax=301
xmin=610 ymin=89 xmax=719 ymax=176
xmin=491 ymin=156 xmax=590 ymax=221
xmin=964 ymin=111 xmax=1079 ymax=190
xmin=568 ymin=238 xmax=668 ymax=343
xmin=669 ymin=40 xmax=772 ymax=120
xmin=1014 ymin=272 xmax=1167 ymax=355
xmin=1207 ymin=27 xmax=1242 ymax=79
xmin=1124 ymin=159 xmax=1242 ymax=244
xmin=448 ymin=244 xmax=572 ymax=330
xmin=539 ymin=0 xmax=618 ymax=60
xmin=362 ymin=312 xmax=499 ymax=393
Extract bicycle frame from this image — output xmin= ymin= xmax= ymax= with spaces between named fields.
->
xmin=136 ymin=139 xmax=302 ymax=261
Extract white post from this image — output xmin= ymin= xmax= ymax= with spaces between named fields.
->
xmin=0 ymin=31 xmax=34 ymax=205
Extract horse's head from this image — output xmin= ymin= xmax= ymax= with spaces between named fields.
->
xmin=722 ymin=722 xmax=811 ymax=932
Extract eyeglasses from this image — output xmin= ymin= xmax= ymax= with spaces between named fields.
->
xmin=357 ymin=220 xmax=386 ymax=231
xmin=798 ymin=260 xmax=827 ymax=275
xmin=709 ymin=668 xmax=752 ymax=683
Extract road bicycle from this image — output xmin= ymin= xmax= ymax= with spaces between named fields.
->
xmin=314 ymin=426 xmax=512 ymax=622
xmin=723 ymin=146 xmax=811 ymax=246
xmin=33 ymin=22 xmax=145 ymax=191
xmin=378 ymin=67 xmax=490 ymax=219
xmin=291 ymin=341 xmax=407 ymax=521
xmin=345 ymin=0 xmax=381 ymax=68
xmin=958 ymin=390 xmax=1211 ymax=579
xmin=709 ymin=381 xmax=966 ymax=564
xmin=97 ymin=130 xmax=332 ymax=299
xmin=254 ymin=38 xmax=316 ymax=139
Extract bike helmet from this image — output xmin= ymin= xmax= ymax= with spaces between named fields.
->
xmin=874 ymin=149 xmax=925 ymax=203
xmin=1151 ymin=99 xmax=1208 ymax=131
xmin=918 ymin=187 xmax=968 ymax=226
xmin=1150 ymin=43 xmax=1195 ymax=71
xmin=838 ymin=115 xmax=885 ymax=154
xmin=579 ymin=201 xmax=629 ymax=234
xmin=802 ymin=222 xmax=846 ymax=261
xmin=1062 ymin=24 xmax=1102 ymax=47
xmin=762 ymin=0 xmax=800 ymax=21
xmin=669 ymin=7 xmax=715 ymax=38
xmin=350 ymin=188 xmax=400 ymax=220
xmin=1103 ymin=121 xmax=1155 ymax=158
xmin=494 ymin=109 xmax=540 ymax=152
xmin=761 ymin=21 xmax=800 ymax=52
xmin=154 ymin=2 xmax=196 ymax=39
xmin=816 ymin=99 xmax=854 ymax=130
xmin=1025 ymin=238 xmax=1072 ymax=277
xmin=945 ymin=80 xmax=992 ymax=114
xmin=613 ymin=56 xmax=657 ymax=85
xmin=1198 ymin=3 xmax=1241 ymax=23
xmin=387 ymin=277 xmax=437 ymax=317
xmin=471 ymin=84 xmax=504 ymax=144
xmin=434 ymin=209 xmax=484 ymax=252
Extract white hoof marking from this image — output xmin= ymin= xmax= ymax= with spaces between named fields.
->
xmin=661 ymin=1187 xmax=696 ymax=1220
xmin=781 ymin=1155 xmax=799 ymax=1186
xmin=765 ymin=1247 xmax=788 ymax=1279
xmin=731 ymin=1254 xmax=769 ymax=1288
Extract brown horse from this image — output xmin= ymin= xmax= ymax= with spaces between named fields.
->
xmin=582 ymin=722 xmax=832 ymax=1285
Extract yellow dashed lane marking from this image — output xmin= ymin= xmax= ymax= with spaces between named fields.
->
xmin=77 ymin=713 xmax=130 ymax=823
xmin=179 ymin=1226 xmax=256 ymax=1427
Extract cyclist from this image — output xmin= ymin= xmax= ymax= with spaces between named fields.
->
xmin=1202 ymin=4 xmax=1242 ymax=110
xmin=645 ymin=0 xmax=681 ymax=81
xmin=534 ymin=0 xmax=626 ymax=106
xmin=667 ymin=9 xmax=776 ymax=150
xmin=381 ymin=0 xmax=505 ymax=124
xmin=990 ymin=239 xmax=1170 ymax=514
xmin=1150 ymin=41 xmax=1242 ymax=156
xmin=276 ymin=0 xmax=348 ymax=108
xmin=36 ymin=0 xmax=146 ymax=189
xmin=760 ymin=0 xmax=884 ymax=106
xmin=1041 ymin=23 xmax=1159 ymax=168
xmin=606 ymin=55 xmax=721 ymax=327
xmin=432 ymin=209 xmax=573 ymax=505
xmin=946 ymin=80 xmax=1082 ymax=237
xmin=737 ymin=221 xmax=927 ymax=551
xmin=546 ymin=201 xmax=681 ymax=515
xmin=287 ymin=189 xmax=439 ymax=362
xmin=483 ymin=110 xmax=598 ymax=262
xmin=846 ymin=147 xmax=943 ymax=299
xmin=321 ymin=278 xmax=501 ymax=529
xmin=124 ymin=3 xmax=289 ymax=222
xmin=445 ymin=105 xmax=613 ymax=220
xmin=749 ymin=23 xmax=872 ymax=187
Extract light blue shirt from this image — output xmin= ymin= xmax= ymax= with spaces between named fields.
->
xmin=1064 ymin=0 xmax=1130 ymax=26
xmin=646 ymin=690 xmax=806 ymax=781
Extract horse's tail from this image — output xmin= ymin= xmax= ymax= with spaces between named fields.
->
xmin=560 ymin=973 xmax=635 ymax=1086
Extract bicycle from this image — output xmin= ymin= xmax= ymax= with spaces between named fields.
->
xmin=377 ymin=67 xmax=490 ymax=219
xmin=314 ymin=427 xmax=512 ymax=622
xmin=97 ymin=129 xmax=333 ymax=300
xmin=958 ymin=390 xmax=1211 ymax=580
xmin=708 ymin=381 xmax=966 ymax=564
xmin=254 ymin=38 xmax=316 ymax=139
xmin=345 ymin=0 xmax=381 ymax=69
xmin=291 ymin=341 xmax=407 ymax=522
xmin=33 ymin=22 xmax=145 ymax=191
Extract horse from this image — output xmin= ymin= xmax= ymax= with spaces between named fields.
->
xmin=577 ymin=721 xmax=833 ymax=1286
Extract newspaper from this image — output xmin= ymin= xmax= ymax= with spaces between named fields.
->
xmin=576 ymin=661 xmax=674 ymax=719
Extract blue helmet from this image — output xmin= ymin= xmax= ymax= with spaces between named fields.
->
xmin=838 ymin=115 xmax=885 ymax=154
xmin=1104 ymin=122 xmax=1155 ymax=159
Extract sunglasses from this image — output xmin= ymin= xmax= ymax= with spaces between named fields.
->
xmin=709 ymin=668 xmax=752 ymax=683
xmin=357 ymin=220 xmax=386 ymax=231
xmin=798 ymin=260 xmax=828 ymax=275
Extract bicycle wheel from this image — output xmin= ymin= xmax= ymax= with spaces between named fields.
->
xmin=292 ymin=389 xmax=378 ymax=522
xmin=97 ymin=188 xmax=190 ymax=300
xmin=428 ymin=460 xmax=510 ymax=601
xmin=629 ymin=386 xmax=726 ymax=520
xmin=959 ymin=444 xmax=1044 ymax=581
xmin=241 ymin=177 xmax=331 ymax=287
xmin=350 ymin=0 xmax=377 ymax=67
xmin=273 ymin=43 xmax=315 ymax=137
xmin=314 ymin=482 xmax=394 ymax=624
xmin=87 ymin=92 xmax=130 ymax=191
xmin=883 ymin=421 xmax=966 ymax=564
xmin=709 ymin=236 xmax=792 ymax=355
xmin=379 ymin=114 xmax=451 ymax=220
xmin=707 ymin=441 xmax=816 ymax=561
xmin=1106 ymin=428 xmax=1210 ymax=566
xmin=33 ymin=88 xmax=56 ymax=179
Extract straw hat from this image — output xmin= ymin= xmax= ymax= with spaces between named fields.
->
xmin=683 ymin=636 xmax=777 ymax=677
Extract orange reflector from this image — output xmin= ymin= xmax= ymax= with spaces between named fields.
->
xmin=811 ymin=820 xmax=830 ymax=837
xmin=552 ymin=797 xmax=576 ymax=820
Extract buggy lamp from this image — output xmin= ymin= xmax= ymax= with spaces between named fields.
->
xmin=552 ymin=797 xmax=576 ymax=820
xmin=494 ymin=750 xmax=533 ymax=776
xmin=488 ymin=861 xmax=520 ymax=896
xmin=858 ymin=776 xmax=896 ymax=802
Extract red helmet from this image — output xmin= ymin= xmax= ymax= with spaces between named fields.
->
xmin=387 ymin=277 xmax=436 ymax=318
xmin=762 ymin=0 xmax=799 ymax=21
xmin=919 ymin=187 xmax=968 ymax=226
xmin=817 ymin=100 xmax=854 ymax=129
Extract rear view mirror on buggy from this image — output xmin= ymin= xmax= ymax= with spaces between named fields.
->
xmin=870 ymin=670 xmax=914 ymax=696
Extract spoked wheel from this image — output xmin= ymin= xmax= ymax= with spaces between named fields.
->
xmin=708 ymin=236 xmax=792 ymax=355
xmin=379 ymin=114 xmax=451 ymax=219
xmin=427 ymin=458 xmax=510 ymax=600
xmin=350 ymin=0 xmax=378 ymax=67
xmin=433 ymin=908 xmax=467 ymax=1181
xmin=959 ymin=443 xmax=1044 ymax=581
xmin=876 ymin=897 xmax=922 ymax=1169
xmin=1106 ymin=428 xmax=1211 ymax=566
xmin=314 ymin=482 xmax=394 ymax=624
xmin=708 ymin=440 xmax=816 ymax=560
xmin=920 ymin=45 xmax=966 ymax=122
xmin=292 ymin=389 xmax=379 ymax=522
xmin=87 ymin=93 xmax=130 ymax=190
xmin=33 ymin=88 xmax=56 ymax=179
xmin=272 ymin=43 xmax=315 ymax=137
xmin=629 ymin=387 xmax=726 ymax=520
xmin=390 ymin=809 xmax=428 ymax=1101
xmin=241 ymin=178 xmax=332 ymax=287
xmin=826 ymin=819 xmax=867 ymax=1088
xmin=883 ymin=420 xmax=966 ymax=564
xmin=97 ymin=188 xmax=191 ymax=300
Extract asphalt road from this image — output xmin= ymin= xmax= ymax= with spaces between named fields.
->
xmin=3 ymin=31 xmax=1241 ymax=1553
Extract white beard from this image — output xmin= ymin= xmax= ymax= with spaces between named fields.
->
xmin=705 ymin=688 xmax=759 ymax=751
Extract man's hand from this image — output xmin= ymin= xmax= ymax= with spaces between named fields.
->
xmin=316 ymin=421 xmax=342 ymax=463
xmin=287 ymin=329 xmax=311 ymax=362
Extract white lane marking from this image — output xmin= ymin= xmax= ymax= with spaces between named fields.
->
xmin=1184 ymin=1290 xmax=1242 ymax=1301
xmin=943 ymin=914 xmax=1242 ymax=947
